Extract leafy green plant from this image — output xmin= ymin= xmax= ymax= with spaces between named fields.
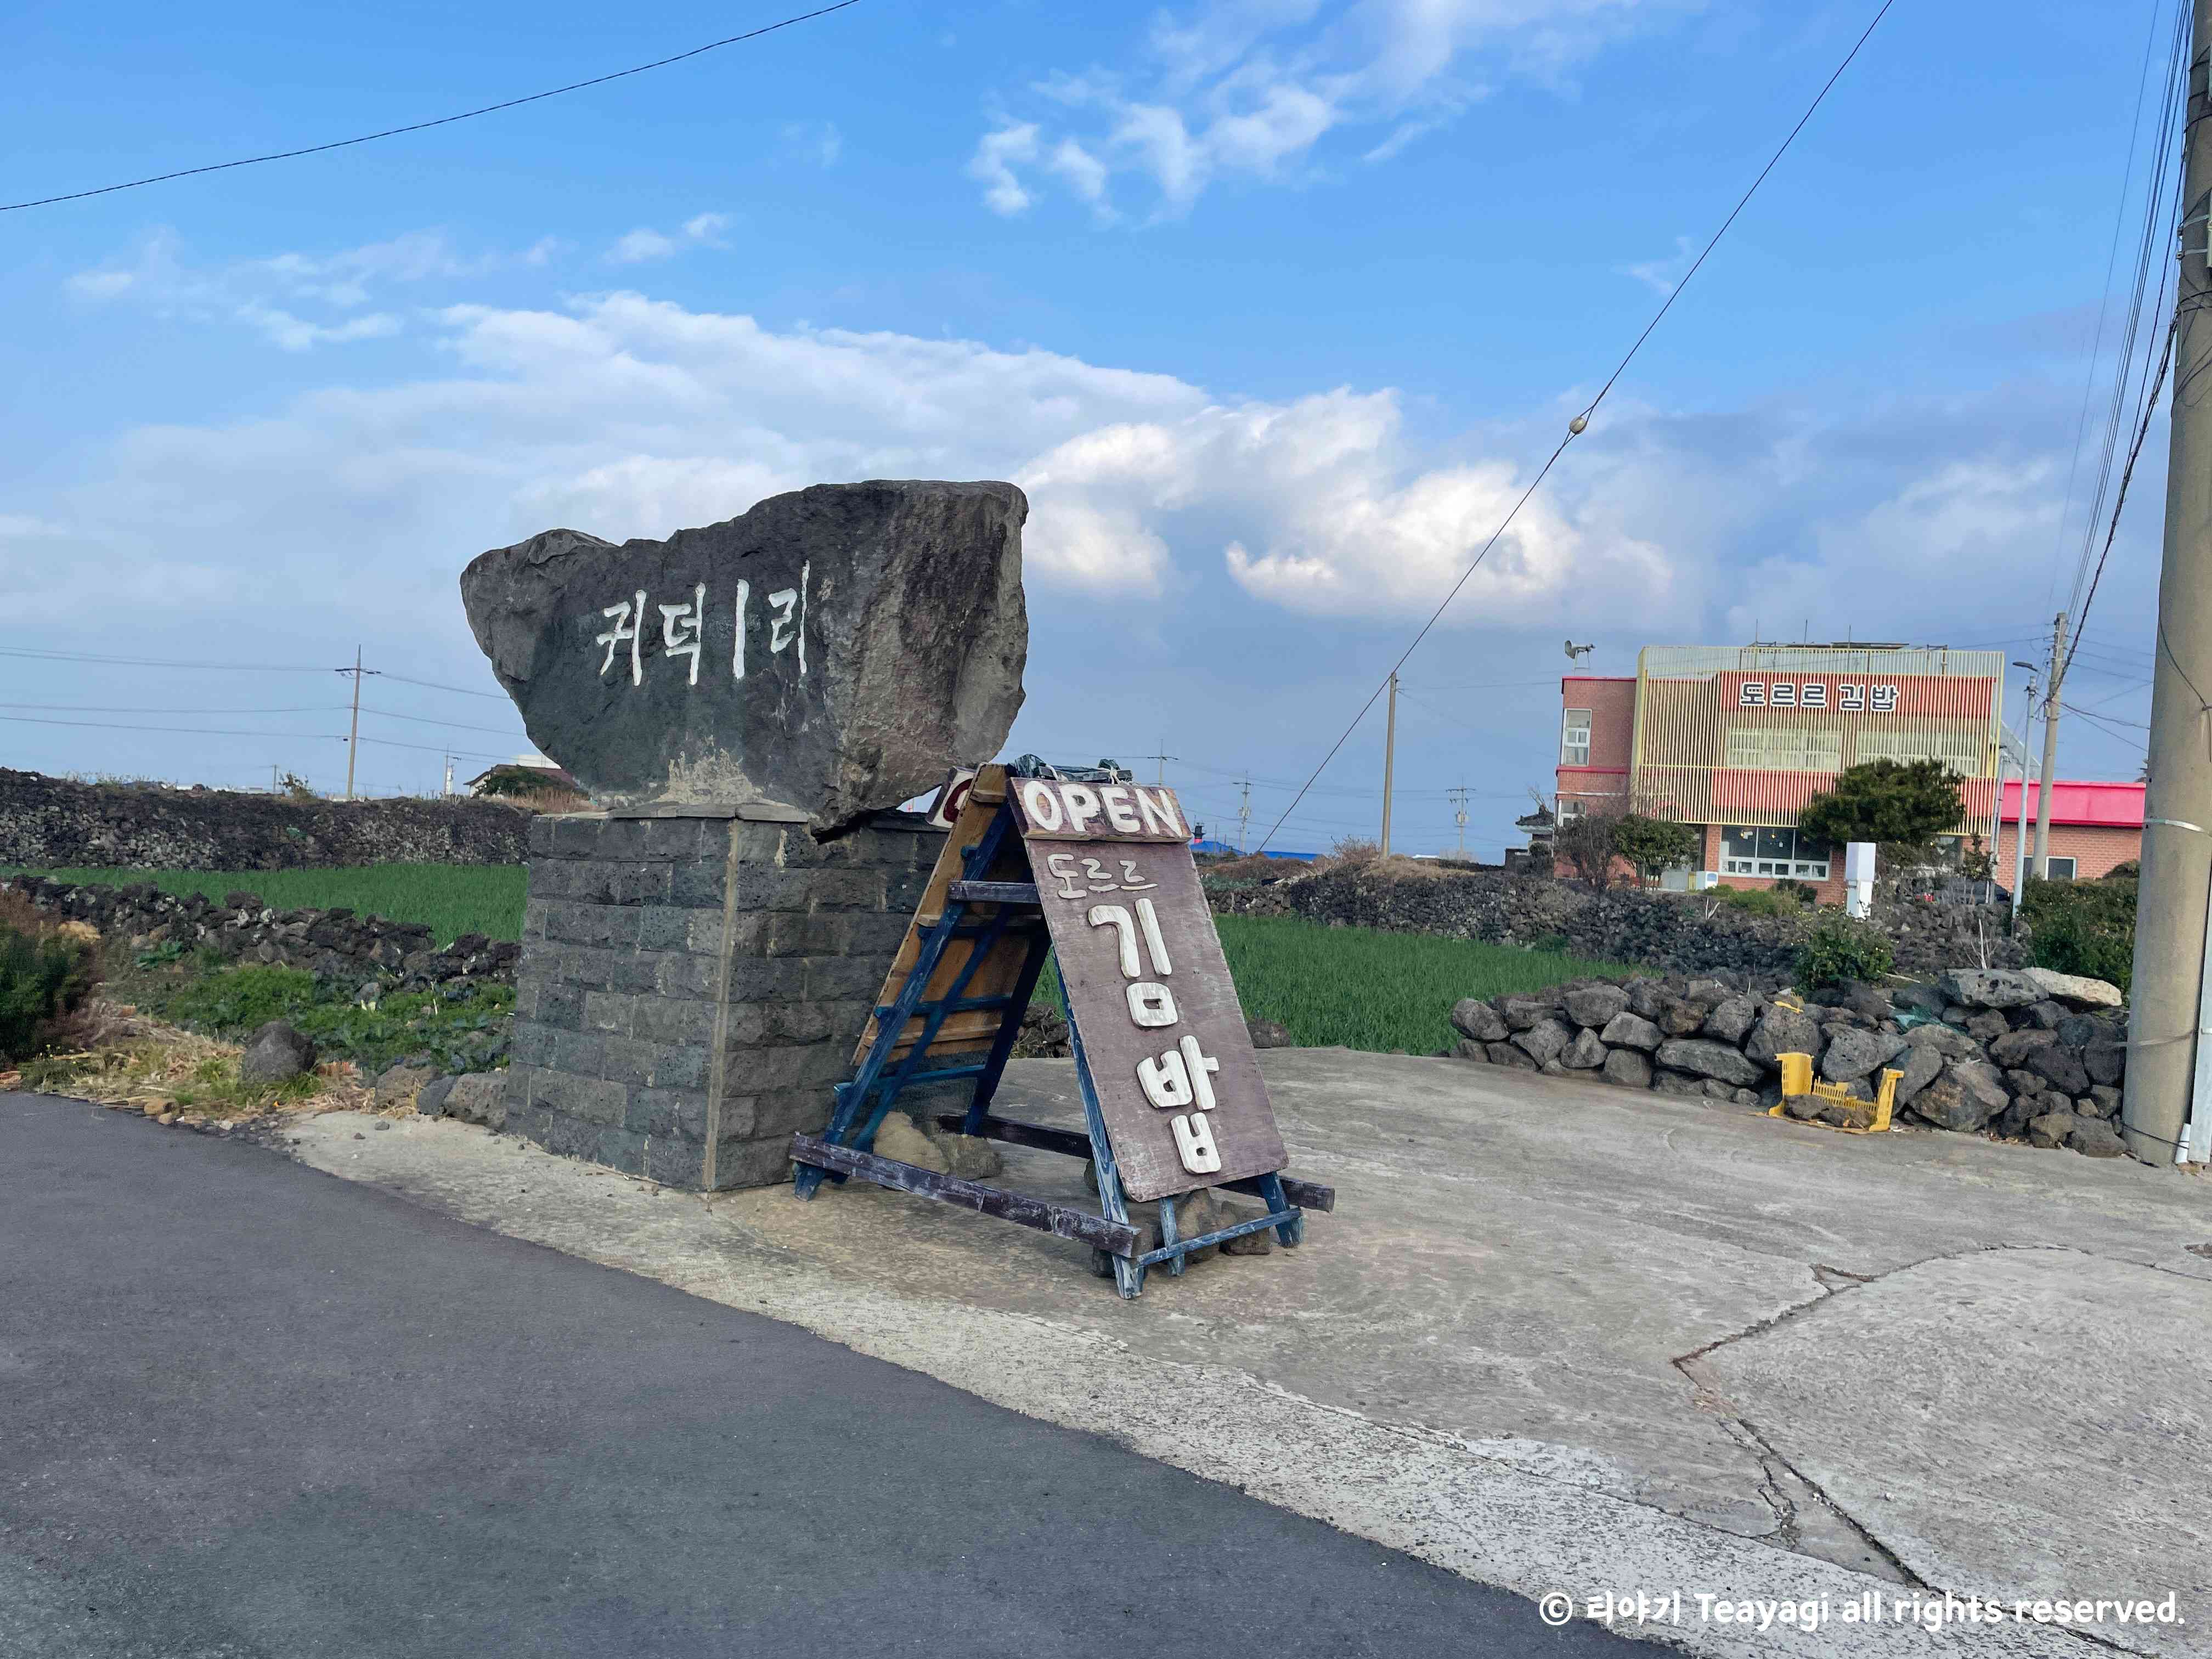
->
xmin=157 ymin=964 xmax=515 ymax=1075
xmin=0 ymin=928 xmax=99 ymax=1060
xmin=1795 ymin=912 xmax=1894 ymax=989
xmin=2022 ymin=877 xmax=2134 ymax=994
xmin=134 ymin=939 xmax=188 ymax=968
xmin=1714 ymin=884 xmax=1794 ymax=916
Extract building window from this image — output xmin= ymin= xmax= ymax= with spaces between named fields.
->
xmin=1558 ymin=798 xmax=1587 ymax=822
xmin=2045 ymin=856 xmax=2078 ymax=881
xmin=1853 ymin=730 xmax=1983 ymax=772
xmin=1720 ymin=826 xmax=1833 ymax=880
xmin=1723 ymin=726 xmax=1844 ymax=772
xmin=1561 ymin=708 xmax=1592 ymax=767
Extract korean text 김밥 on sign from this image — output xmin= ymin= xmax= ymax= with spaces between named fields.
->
xmin=1011 ymin=777 xmax=1289 ymax=1204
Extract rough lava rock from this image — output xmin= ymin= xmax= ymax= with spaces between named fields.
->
xmin=1599 ymin=1011 xmax=1663 ymax=1052
xmin=1653 ymin=1037 xmax=1762 ymax=1087
xmin=1449 ymin=998 xmax=1509 ymax=1043
xmin=1562 ymin=984 xmax=1629 ymax=1030
xmin=1939 ymin=968 xmax=2042 ymax=1010
xmin=2022 ymin=967 xmax=2124 ymax=1010
xmin=460 ymin=481 xmax=1029 ymax=831
xmin=238 ymin=1020 xmax=315 ymax=1086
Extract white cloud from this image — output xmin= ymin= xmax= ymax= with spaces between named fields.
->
xmin=968 ymin=124 xmax=1041 ymax=216
xmin=973 ymin=0 xmax=1697 ymax=218
xmin=8 ymin=272 xmax=1701 ymax=630
xmin=66 ymin=228 xmax=522 ymax=350
xmin=606 ymin=213 xmax=732 ymax=264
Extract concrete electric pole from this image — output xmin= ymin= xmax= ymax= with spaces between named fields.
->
xmin=1449 ymin=785 xmax=1469 ymax=859
xmin=343 ymin=646 xmax=363 ymax=803
xmin=1234 ymin=777 xmax=1252 ymax=855
xmin=1379 ymin=672 xmax=1398 ymax=857
xmin=2126 ymin=0 xmax=2212 ymax=1165
xmin=2031 ymin=612 xmax=2068 ymax=878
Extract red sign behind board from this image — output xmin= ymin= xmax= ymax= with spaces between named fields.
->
xmin=1009 ymin=777 xmax=1289 ymax=1204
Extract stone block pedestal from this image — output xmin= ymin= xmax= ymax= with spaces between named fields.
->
xmin=505 ymin=805 xmax=945 ymax=1189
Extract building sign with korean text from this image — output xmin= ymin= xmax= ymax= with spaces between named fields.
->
xmin=1011 ymin=776 xmax=1290 ymax=1204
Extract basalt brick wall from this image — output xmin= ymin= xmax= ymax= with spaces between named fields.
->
xmin=0 ymin=768 xmax=532 ymax=869
xmin=505 ymin=809 xmax=941 ymax=1190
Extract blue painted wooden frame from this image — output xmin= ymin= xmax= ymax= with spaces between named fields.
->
xmin=791 ymin=794 xmax=1308 ymax=1298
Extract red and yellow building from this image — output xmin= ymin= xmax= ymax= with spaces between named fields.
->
xmin=1555 ymin=644 xmax=2140 ymax=899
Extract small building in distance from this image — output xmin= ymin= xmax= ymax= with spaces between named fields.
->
xmin=1993 ymin=779 xmax=2143 ymax=882
xmin=1555 ymin=642 xmax=2141 ymax=899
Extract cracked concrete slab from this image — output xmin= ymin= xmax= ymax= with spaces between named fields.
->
xmin=1696 ymin=1248 xmax=2212 ymax=1657
xmin=265 ymin=1048 xmax=2210 ymax=1655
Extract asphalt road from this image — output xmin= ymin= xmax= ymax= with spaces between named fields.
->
xmin=1 ymin=1094 xmax=1641 ymax=1658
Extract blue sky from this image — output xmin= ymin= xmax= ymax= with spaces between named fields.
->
xmin=0 ymin=0 xmax=2169 ymax=855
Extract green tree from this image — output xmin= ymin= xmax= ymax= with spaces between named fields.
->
xmin=1612 ymin=814 xmax=1699 ymax=887
xmin=1796 ymin=758 xmax=1962 ymax=866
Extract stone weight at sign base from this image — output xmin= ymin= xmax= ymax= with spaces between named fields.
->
xmin=788 ymin=763 xmax=1333 ymax=1300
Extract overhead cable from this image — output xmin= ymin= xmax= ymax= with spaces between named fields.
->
xmin=1256 ymin=0 xmax=1898 ymax=852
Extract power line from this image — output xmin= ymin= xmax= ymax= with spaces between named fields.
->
xmin=0 ymin=714 xmax=346 ymax=738
xmin=358 ymin=704 xmax=527 ymax=736
xmin=1257 ymin=0 xmax=1898 ymax=851
xmin=1 ymin=1 xmax=866 ymax=213
xmin=364 ymin=671 xmax=513 ymax=702
xmin=0 ymin=702 xmax=346 ymax=715
xmin=0 ymin=646 xmax=343 ymax=672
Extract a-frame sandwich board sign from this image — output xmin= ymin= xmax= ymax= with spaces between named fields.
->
xmin=788 ymin=760 xmax=1333 ymax=1299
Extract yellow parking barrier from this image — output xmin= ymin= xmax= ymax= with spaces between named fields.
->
xmin=1770 ymin=1053 xmax=1901 ymax=1135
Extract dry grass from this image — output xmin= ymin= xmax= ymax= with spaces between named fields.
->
xmin=4 ymin=998 xmax=374 ymax=1127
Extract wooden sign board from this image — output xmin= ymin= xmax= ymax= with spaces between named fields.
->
xmin=855 ymin=765 xmax=1036 ymax=1067
xmin=1008 ymin=776 xmax=1288 ymax=1204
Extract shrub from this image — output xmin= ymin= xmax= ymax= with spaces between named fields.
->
xmin=0 ymin=928 xmax=99 ymax=1060
xmin=1555 ymin=811 xmax=1622 ymax=890
xmin=2023 ymin=877 xmax=2134 ymax=993
xmin=1715 ymin=884 xmax=1793 ymax=916
xmin=1773 ymin=878 xmax=1818 ymax=906
xmin=1796 ymin=912 xmax=1894 ymax=988
xmin=2103 ymin=860 xmax=2140 ymax=880
xmin=1328 ymin=836 xmax=1382 ymax=867
xmin=1613 ymin=814 xmax=1699 ymax=886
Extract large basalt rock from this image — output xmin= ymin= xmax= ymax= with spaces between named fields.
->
xmin=1562 ymin=984 xmax=1630 ymax=1030
xmin=1911 ymin=1060 xmax=2008 ymax=1132
xmin=2022 ymin=967 xmax=2124 ymax=1010
xmin=1654 ymin=1037 xmax=1762 ymax=1087
xmin=1819 ymin=1025 xmax=1909 ymax=1084
xmin=1744 ymin=1004 xmax=1824 ymax=1071
xmin=1450 ymin=997 xmax=1509 ymax=1043
xmin=460 ymin=480 xmax=1028 ymax=830
xmin=1939 ymin=968 xmax=2042 ymax=1010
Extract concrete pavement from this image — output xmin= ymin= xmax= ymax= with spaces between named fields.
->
xmin=271 ymin=1049 xmax=2212 ymax=1658
xmin=0 ymin=1090 xmax=1633 ymax=1659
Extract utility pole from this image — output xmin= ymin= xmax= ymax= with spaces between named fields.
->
xmin=1141 ymin=742 xmax=1178 ymax=786
xmin=343 ymin=646 xmax=363 ymax=802
xmin=2128 ymin=0 xmax=2212 ymax=1165
xmin=1449 ymin=785 xmax=1469 ymax=859
xmin=1234 ymin=777 xmax=1252 ymax=854
xmin=1379 ymin=671 xmax=1398 ymax=856
xmin=2009 ymin=674 xmax=2036 ymax=921
xmin=443 ymin=754 xmax=455 ymax=798
xmin=2031 ymin=613 xmax=2068 ymax=878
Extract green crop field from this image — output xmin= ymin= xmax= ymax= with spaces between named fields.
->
xmin=4 ymin=865 xmax=528 ymax=946
xmin=1043 ymin=913 xmax=1644 ymax=1054
xmin=16 ymin=866 xmax=1640 ymax=1054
